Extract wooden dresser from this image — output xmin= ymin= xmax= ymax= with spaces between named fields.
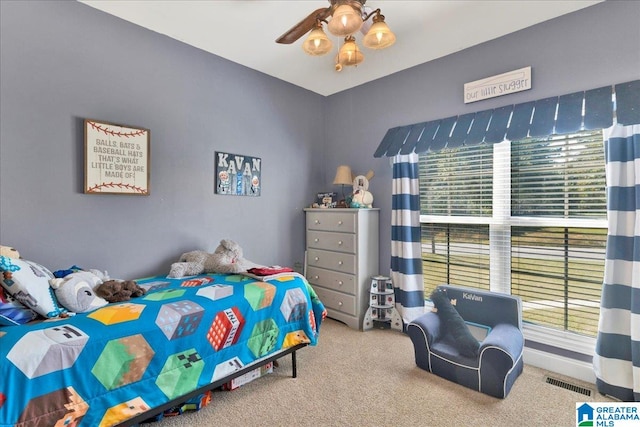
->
xmin=304 ymin=208 xmax=379 ymax=330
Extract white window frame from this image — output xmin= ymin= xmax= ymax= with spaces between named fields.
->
xmin=420 ymin=139 xmax=607 ymax=361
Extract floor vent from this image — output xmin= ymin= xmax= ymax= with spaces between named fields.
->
xmin=545 ymin=376 xmax=592 ymax=396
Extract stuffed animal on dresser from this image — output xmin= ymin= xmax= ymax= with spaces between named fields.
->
xmin=350 ymin=170 xmax=375 ymax=208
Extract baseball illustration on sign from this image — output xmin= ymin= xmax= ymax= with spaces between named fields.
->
xmin=84 ymin=119 xmax=150 ymax=195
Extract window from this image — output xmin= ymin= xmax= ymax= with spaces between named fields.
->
xmin=419 ymin=130 xmax=607 ymax=337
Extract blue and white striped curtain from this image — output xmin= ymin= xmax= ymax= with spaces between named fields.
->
xmin=593 ymin=123 xmax=639 ymax=402
xmin=390 ymin=153 xmax=424 ymax=327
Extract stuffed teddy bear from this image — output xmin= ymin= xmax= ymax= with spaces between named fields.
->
xmin=168 ymin=239 xmax=257 ymax=278
xmin=95 ymin=279 xmax=145 ymax=303
xmin=49 ymin=271 xmax=108 ymax=313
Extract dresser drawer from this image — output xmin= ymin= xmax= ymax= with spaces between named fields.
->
xmin=307 ymin=249 xmax=355 ymax=275
xmin=306 ymin=212 xmax=356 ymax=233
xmin=306 ymin=266 xmax=356 ymax=295
xmin=307 ymin=230 xmax=356 ymax=253
xmin=314 ymin=286 xmax=357 ymax=317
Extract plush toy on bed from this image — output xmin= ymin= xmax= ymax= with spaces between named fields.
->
xmin=430 ymin=287 xmax=480 ymax=358
xmin=49 ymin=271 xmax=109 ymax=313
xmin=0 ymin=245 xmax=42 ymax=325
xmin=0 ymin=245 xmax=20 ymax=259
xmin=0 ymin=247 xmax=69 ymax=319
xmin=95 ymin=279 xmax=146 ymax=303
xmin=168 ymin=239 xmax=257 ymax=278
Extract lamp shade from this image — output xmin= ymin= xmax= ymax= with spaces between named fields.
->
xmin=302 ymin=24 xmax=333 ymax=56
xmin=362 ymin=16 xmax=396 ymax=50
xmin=337 ymin=36 xmax=364 ymax=67
xmin=333 ymin=165 xmax=353 ymax=185
xmin=327 ymin=4 xmax=363 ymax=37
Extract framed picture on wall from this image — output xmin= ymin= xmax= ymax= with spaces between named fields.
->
xmin=215 ymin=151 xmax=261 ymax=196
xmin=84 ymin=119 xmax=150 ymax=195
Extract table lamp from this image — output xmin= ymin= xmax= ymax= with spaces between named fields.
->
xmin=333 ymin=165 xmax=353 ymax=205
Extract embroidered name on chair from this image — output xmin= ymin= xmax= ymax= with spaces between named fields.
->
xmin=462 ymin=292 xmax=483 ymax=302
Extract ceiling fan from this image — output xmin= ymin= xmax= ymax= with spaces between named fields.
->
xmin=276 ymin=0 xmax=396 ymax=71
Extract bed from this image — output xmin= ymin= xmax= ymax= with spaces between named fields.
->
xmin=0 ymin=272 xmax=325 ymax=427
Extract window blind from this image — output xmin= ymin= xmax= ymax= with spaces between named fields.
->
xmin=419 ymin=129 xmax=607 ymax=336
xmin=419 ymin=144 xmax=493 ymax=217
xmin=511 ymin=132 xmax=607 ymax=218
xmin=420 ymin=224 xmax=490 ymax=293
xmin=512 ymin=226 xmax=606 ymax=336
xmin=419 ymin=143 xmax=493 ymax=297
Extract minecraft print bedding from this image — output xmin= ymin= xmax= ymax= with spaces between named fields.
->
xmin=0 ymin=273 xmax=324 ymax=426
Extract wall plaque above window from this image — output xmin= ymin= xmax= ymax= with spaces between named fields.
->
xmin=464 ymin=66 xmax=532 ymax=104
xmin=84 ymin=119 xmax=150 ymax=195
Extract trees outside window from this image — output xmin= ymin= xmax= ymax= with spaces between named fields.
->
xmin=419 ymin=130 xmax=606 ymax=337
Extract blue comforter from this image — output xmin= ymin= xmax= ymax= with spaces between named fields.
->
xmin=0 ymin=273 xmax=324 ymax=427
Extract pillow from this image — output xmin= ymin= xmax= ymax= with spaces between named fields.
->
xmin=0 ymin=287 xmax=39 ymax=326
xmin=0 ymin=256 xmax=68 ymax=318
xmin=430 ymin=287 xmax=480 ymax=357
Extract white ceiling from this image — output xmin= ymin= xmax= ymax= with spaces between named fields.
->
xmin=79 ymin=0 xmax=602 ymax=96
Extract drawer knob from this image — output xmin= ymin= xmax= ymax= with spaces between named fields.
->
xmin=314 ymin=275 xmax=319 ymax=280
xmin=338 ymin=301 xmax=343 ymax=306
xmin=338 ymin=261 xmax=343 ymax=265
xmin=337 ymin=220 xmax=343 ymax=225
xmin=314 ymin=238 xmax=319 ymax=243
xmin=338 ymin=241 xmax=343 ymax=245
xmin=315 ymin=219 xmax=320 ymax=224
xmin=314 ymin=257 xmax=319 ymax=261
xmin=338 ymin=280 xmax=343 ymax=285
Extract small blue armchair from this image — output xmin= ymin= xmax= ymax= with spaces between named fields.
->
xmin=407 ymin=285 xmax=524 ymax=398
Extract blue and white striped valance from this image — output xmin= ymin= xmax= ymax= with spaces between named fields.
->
xmin=374 ymin=79 xmax=640 ymax=158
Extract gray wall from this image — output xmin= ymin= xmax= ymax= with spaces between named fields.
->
xmin=324 ymin=0 xmax=640 ymax=275
xmin=1 ymin=1 xmax=639 ymax=280
xmin=0 ymin=0 xmax=325 ymax=278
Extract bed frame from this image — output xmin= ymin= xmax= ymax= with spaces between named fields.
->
xmin=120 ymin=343 xmax=307 ymax=426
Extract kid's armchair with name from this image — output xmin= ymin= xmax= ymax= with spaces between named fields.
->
xmin=407 ymin=284 xmax=524 ymax=398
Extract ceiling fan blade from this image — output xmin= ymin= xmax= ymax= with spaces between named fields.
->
xmin=276 ymin=7 xmax=332 ymax=44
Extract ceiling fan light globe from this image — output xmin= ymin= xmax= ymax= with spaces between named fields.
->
xmin=337 ymin=37 xmax=364 ymax=67
xmin=328 ymin=4 xmax=363 ymax=37
xmin=363 ymin=21 xmax=396 ymax=49
xmin=302 ymin=27 xmax=333 ymax=56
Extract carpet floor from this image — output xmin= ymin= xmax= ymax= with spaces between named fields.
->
xmin=152 ymin=318 xmax=611 ymax=427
